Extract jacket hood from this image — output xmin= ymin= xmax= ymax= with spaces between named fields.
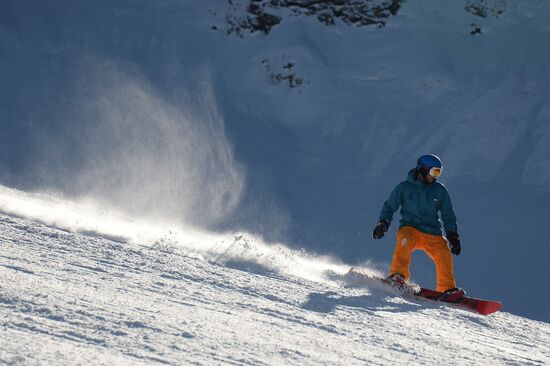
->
xmin=407 ymin=168 xmax=421 ymax=184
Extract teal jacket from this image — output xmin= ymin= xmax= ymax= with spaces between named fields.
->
xmin=379 ymin=169 xmax=458 ymax=236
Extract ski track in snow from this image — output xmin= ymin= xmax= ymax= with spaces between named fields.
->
xmin=0 ymin=214 xmax=548 ymax=365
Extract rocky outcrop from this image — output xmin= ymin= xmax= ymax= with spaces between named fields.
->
xmin=226 ymin=0 xmax=405 ymax=36
xmin=261 ymin=57 xmax=308 ymax=89
xmin=465 ymin=0 xmax=506 ymax=18
xmin=465 ymin=0 xmax=506 ymax=35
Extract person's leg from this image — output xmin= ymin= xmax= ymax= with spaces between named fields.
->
xmin=423 ymin=234 xmax=456 ymax=292
xmin=389 ymin=226 xmax=420 ymax=280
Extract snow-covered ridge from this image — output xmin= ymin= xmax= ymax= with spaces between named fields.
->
xmin=1 ymin=206 xmax=549 ymax=364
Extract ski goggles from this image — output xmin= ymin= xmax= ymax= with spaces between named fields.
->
xmin=429 ymin=167 xmax=442 ymax=178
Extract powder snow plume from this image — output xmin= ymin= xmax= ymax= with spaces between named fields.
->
xmin=0 ymin=185 xmax=361 ymax=284
xmin=21 ymin=58 xmax=246 ymax=229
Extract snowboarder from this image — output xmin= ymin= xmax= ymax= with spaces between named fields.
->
xmin=372 ymin=154 xmax=465 ymax=301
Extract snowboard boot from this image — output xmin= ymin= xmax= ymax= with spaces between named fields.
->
xmin=385 ymin=273 xmax=410 ymax=292
xmin=438 ymin=287 xmax=466 ymax=302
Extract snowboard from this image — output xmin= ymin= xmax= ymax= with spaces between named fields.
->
xmin=414 ymin=287 xmax=501 ymax=315
xmin=346 ymin=267 xmax=502 ymax=316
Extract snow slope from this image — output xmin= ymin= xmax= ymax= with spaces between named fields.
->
xmin=1 ymin=0 xmax=550 ymax=323
xmin=1 ymin=205 xmax=549 ymax=365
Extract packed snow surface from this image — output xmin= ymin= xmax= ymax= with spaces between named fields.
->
xmin=0 ymin=188 xmax=548 ymax=365
xmin=1 ymin=0 xmax=550 ymax=323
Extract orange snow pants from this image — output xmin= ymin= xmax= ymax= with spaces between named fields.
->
xmin=389 ymin=226 xmax=456 ymax=292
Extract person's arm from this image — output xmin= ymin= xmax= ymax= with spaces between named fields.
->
xmin=379 ymin=183 xmax=403 ymax=226
xmin=440 ymin=187 xmax=457 ymax=234
xmin=373 ymin=184 xmax=402 ymax=239
xmin=441 ymin=187 xmax=461 ymax=255
xmin=372 ymin=184 xmax=401 ymax=239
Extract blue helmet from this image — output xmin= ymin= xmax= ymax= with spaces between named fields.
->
xmin=417 ymin=154 xmax=442 ymax=169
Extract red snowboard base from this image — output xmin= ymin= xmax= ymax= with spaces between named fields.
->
xmin=414 ymin=287 xmax=502 ymax=316
xmin=346 ymin=268 xmax=502 ymax=316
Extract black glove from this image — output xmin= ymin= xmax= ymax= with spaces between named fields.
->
xmin=447 ymin=231 xmax=461 ymax=255
xmin=373 ymin=220 xmax=390 ymax=239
